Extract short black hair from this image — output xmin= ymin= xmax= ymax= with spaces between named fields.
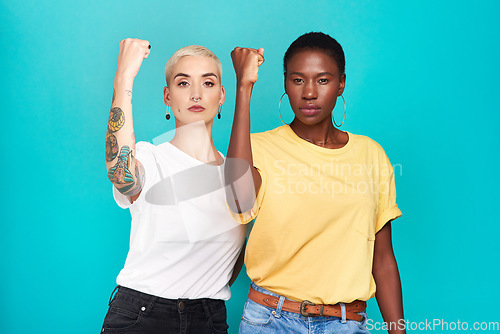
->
xmin=283 ymin=32 xmax=345 ymax=75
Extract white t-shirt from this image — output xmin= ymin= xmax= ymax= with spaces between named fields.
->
xmin=112 ymin=141 xmax=246 ymax=300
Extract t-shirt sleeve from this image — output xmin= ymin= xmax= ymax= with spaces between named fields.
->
xmin=112 ymin=141 xmax=157 ymax=209
xmin=375 ymin=148 xmax=402 ymax=233
xmin=227 ymin=134 xmax=267 ymax=224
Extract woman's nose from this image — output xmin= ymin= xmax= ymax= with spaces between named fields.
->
xmin=191 ymin=86 xmax=202 ymax=102
xmin=302 ymin=82 xmax=317 ymax=100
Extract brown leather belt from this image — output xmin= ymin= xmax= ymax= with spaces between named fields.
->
xmin=248 ymin=286 xmax=366 ymax=322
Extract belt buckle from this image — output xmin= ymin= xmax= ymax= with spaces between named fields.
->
xmin=300 ymin=300 xmax=316 ymax=317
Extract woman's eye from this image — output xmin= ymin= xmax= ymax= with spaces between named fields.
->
xmin=178 ymin=81 xmax=189 ymax=87
xmin=318 ymin=78 xmax=328 ymax=84
xmin=204 ymin=81 xmax=215 ymax=87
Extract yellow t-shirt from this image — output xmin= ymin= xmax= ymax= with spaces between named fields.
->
xmin=236 ymin=125 xmax=402 ymax=304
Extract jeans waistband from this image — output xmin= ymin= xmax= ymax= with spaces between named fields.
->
xmin=110 ymin=286 xmax=224 ymax=310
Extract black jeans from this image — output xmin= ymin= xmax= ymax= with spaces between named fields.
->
xmin=101 ymin=286 xmax=229 ymax=334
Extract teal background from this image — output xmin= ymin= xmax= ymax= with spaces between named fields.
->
xmin=1 ymin=0 xmax=499 ymax=333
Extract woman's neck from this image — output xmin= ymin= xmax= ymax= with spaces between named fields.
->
xmin=170 ymin=120 xmax=223 ymax=165
xmin=289 ymin=118 xmax=348 ymax=149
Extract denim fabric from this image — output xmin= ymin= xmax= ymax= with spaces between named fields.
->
xmin=239 ymin=283 xmax=370 ymax=334
xmin=101 ymin=286 xmax=228 ymax=334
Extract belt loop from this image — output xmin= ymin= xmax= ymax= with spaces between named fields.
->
xmin=340 ymin=303 xmax=347 ymax=323
xmin=108 ymin=286 xmax=119 ymax=306
xmin=274 ymin=296 xmax=285 ymax=318
xmin=201 ymin=299 xmax=210 ymax=319
xmin=141 ymin=294 xmax=158 ymax=317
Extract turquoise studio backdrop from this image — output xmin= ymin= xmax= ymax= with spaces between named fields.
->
xmin=1 ymin=0 xmax=499 ymax=333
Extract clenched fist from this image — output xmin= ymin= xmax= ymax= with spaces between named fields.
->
xmin=116 ymin=38 xmax=151 ymax=81
xmin=231 ymin=47 xmax=265 ymax=86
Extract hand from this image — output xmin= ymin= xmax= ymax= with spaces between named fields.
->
xmin=115 ymin=38 xmax=151 ymax=81
xmin=231 ymin=47 xmax=264 ymax=86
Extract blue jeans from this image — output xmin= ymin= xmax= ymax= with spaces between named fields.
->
xmin=101 ymin=286 xmax=229 ymax=334
xmin=239 ymin=283 xmax=370 ymax=334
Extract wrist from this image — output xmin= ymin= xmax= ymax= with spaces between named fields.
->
xmin=114 ymin=72 xmax=135 ymax=88
xmin=236 ymin=81 xmax=254 ymax=92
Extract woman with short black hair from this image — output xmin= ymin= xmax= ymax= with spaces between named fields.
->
xmin=226 ymin=32 xmax=405 ymax=333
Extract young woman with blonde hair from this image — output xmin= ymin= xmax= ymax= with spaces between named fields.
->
xmin=102 ymin=38 xmax=245 ymax=334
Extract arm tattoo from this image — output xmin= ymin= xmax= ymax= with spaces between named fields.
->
xmin=126 ymin=90 xmax=132 ymax=103
xmin=105 ymin=131 xmax=119 ymax=162
xmin=118 ymin=160 xmax=145 ymax=196
xmin=108 ymin=146 xmax=133 ymax=184
xmin=107 ymin=107 xmax=125 ymax=133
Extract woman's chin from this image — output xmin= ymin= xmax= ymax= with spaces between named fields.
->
xmin=292 ymin=114 xmax=331 ymax=126
xmin=175 ymin=114 xmax=216 ymax=125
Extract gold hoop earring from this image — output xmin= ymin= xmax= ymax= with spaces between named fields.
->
xmin=165 ymin=106 xmax=171 ymax=120
xmin=218 ymin=105 xmax=222 ymax=119
xmin=333 ymin=95 xmax=346 ymax=127
xmin=278 ymin=93 xmax=289 ymax=125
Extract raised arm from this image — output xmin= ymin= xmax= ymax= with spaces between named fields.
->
xmin=106 ymin=38 xmax=150 ymax=203
xmin=225 ymin=47 xmax=264 ymax=214
xmin=373 ymin=222 xmax=406 ymax=334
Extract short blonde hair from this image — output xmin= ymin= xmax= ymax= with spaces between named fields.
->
xmin=164 ymin=45 xmax=222 ymax=86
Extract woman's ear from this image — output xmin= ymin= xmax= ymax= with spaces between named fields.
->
xmin=163 ymin=86 xmax=170 ymax=106
xmin=338 ymin=74 xmax=346 ymax=96
xmin=219 ymin=85 xmax=226 ymax=105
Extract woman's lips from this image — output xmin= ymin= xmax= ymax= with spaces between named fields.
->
xmin=188 ymin=105 xmax=205 ymax=112
xmin=299 ymin=105 xmax=320 ymax=116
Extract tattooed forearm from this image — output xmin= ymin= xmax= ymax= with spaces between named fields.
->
xmin=108 ymin=146 xmax=133 ymax=184
xmin=107 ymin=107 xmax=125 ymax=133
xmin=117 ymin=160 xmax=145 ymax=196
xmin=106 ymin=83 xmax=137 ymax=191
xmin=105 ymin=132 xmax=119 ymax=162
